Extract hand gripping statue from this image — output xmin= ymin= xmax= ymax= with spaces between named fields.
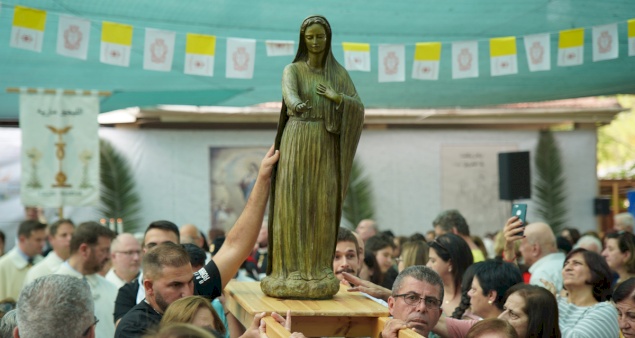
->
xmin=260 ymin=15 xmax=365 ymax=299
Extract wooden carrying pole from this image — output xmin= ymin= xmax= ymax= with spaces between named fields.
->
xmin=6 ymin=87 xmax=111 ymax=96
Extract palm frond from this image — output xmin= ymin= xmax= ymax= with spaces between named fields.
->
xmin=99 ymin=138 xmax=142 ymax=232
xmin=342 ymin=158 xmax=375 ymax=228
xmin=533 ymin=130 xmax=568 ymax=232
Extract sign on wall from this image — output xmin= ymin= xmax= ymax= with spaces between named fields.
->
xmin=20 ymin=92 xmax=99 ymax=207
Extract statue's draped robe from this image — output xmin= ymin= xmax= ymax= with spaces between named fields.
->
xmin=265 ymin=61 xmax=364 ymax=295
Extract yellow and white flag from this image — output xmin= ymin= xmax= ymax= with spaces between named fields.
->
xmin=629 ymin=19 xmax=635 ymax=57
xmin=11 ymin=6 xmax=46 ymax=52
xmin=226 ymin=38 xmax=256 ymax=79
xmin=100 ymin=21 xmax=133 ymax=67
xmin=412 ymin=42 xmax=441 ymax=81
xmin=452 ymin=41 xmax=478 ymax=79
xmin=523 ymin=33 xmax=551 ymax=72
xmin=592 ymin=24 xmax=618 ymax=62
xmin=343 ymin=42 xmax=371 ymax=72
xmin=143 ymin=28 xmax=175 ymax=72
xmin=184 ymin=33 xmax=216 ymax=77
xmin=558 ymin=28 xmax=584 ymax=67
xmin=56 ymin=15 xmax=90 ymax=60
xmin=265 ymin=40 xmax=294 ymax=56
xmin=378 ymin=44 xmax=405 ymax=83
xmin=489 ymin=37 xmax=517 ymax=77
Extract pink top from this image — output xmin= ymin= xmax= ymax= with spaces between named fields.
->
xmin=446 ymin=318 xmax=479 ymax=338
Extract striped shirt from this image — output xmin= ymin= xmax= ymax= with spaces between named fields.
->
xmin=558 ymin=296 xmax=619 ymax=338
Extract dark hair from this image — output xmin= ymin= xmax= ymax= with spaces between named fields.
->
xmin=452 ymin=262 xmax=479 ymax=319
xmin=409 ymin=233 xmax=426 ymax=242
xmin=504 ymin=284 xmax=561 ymax=338
xmin=143 ymin=242 xmax=191 ymax=279
xmin=466 ymin=318 xmax=518 ymax=338
xmin=613 ymin=277 xmax=635 ymax=303
xmin=0 ymin=230 xmax=5 ymax=243
xmin=605 ymin=231 xmax=635 ymax=273
xmin=433 ymin=209 xmax=470 ymax=236
xmin=473 ymin=260 xmax=523 ymax=310
xmin=145 ymin=220 xmax=180 ymax=242
xmin=428 ymin=233 xmax=474 ymax=293
xmin=363 ymin=251 xmax=382 ymax=285
xmin=366 ymin=234 xmax=395 ymax=253
xmin=17 ymin=220 xmax=47 ymax=238
xmin=70 ymin=222 xmax=115 ymax=254
xmin=564 ymin=248 xmax=613 ymax=301
xmin=182 ymin=243 xmax=206 ymax=269
xmin=49 ymin=219 xmax=75 ymax=236
xmin=556 ymin=236 xmax=572 ymax=254
xmin=337 ymin=227 xmax=359 ymax=255
xmin=562 ymin=228 xmax=581 ymax=245
xmin=199 ymin=231 xmax=210 ymax=252
xmin=381 ymin=230 xmax=395 ymax=239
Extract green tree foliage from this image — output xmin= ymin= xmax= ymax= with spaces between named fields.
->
xmin=597 ymin=95 xmax=635 ymax=178
xmin=99 ymin=138 xmax=142 ymax=231
xmin=342 ymin=158 xmax=375 ymax=228
xmin=533 ymin=130 xmax=568 ymax=232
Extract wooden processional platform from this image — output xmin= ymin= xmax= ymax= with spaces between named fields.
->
xmin=223 ymin=281 xmax=423 ymax=338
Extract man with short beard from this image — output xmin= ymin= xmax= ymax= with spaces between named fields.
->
xmin=54 ymin=221 xmax=116 ymax=338
xmin=333 ymin=227 xmax=360 ymax=284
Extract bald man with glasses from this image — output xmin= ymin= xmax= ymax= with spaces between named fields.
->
xmin=106 ymin=233 xmax=142 ymax=289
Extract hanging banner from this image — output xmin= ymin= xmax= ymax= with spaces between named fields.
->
xmin=629 ymin=19 xmax=635 ymax=57
xmin=143 ymin=28 xmax=175 ymax=72
xmin=412 ymin=42 xmax=441 ymax=81
xmin=19 ymin=91 xmax=100 ymax=207
xmin=265 ymin=40 xmax=294 ymax=56
xmin=10 ymin=6 xmax=46 ymax=52
xmin=378 ymin=44 xmax=405 ymax=83
xmin=184 ymin=33 xmax=216 ymax=77
xmin=342 ymin=42 xmax=371 ymax=72
xmin=100 ymin=21 xmax=133 ymax=67
xmin=452 ymin=41 xmax=478 ymax=79
xmin=592 ymin=24 xmax=618 ymax=62
xmin=489 ymin=37 xmax=517 ymax=77
xmin=523 ymin=33 xmax=551 ymax=72
xmin=226 ymin=38 xmax=256 ymax=79
xmin=558 ymin=28 xmax=584 ymax=67
xmin=56 ymin=15 xmax=91 ymax=60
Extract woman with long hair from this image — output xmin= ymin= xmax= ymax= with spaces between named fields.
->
xmin=160 ymin=296 xmax=225 ymax=335
xmin=427 ymin=233 xmax=474 ymax=315
xmin=396 ymin=240 xmax=428 ymax=272
xmin=499 ymin=284 xmax=561 ymax=338
xmin=261 ymin=15 xmax=364 ymax=299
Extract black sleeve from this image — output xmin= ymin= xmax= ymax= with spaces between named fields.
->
xmin=193 ymin=259 xmax=222 ymax=299
xmin=114 ymin=280 xmax=139 ymax=323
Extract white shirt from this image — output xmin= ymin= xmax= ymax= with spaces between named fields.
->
xmin=24 ymin=251 xmax=64 ymax=286
xmin=0 ymin=247 xmax=43 ymax=300
xmin=529 ymin=252 xmax=565 ymax=291
xmin=105 ymin=268 xmax=126 ymax=289
xmin=55 ymin=262 xmax=117 ymax=338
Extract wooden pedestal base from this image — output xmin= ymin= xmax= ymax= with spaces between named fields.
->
xmin=223 ymin=281 xmax=423 ymax=338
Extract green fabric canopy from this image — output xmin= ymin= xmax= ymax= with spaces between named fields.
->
xmin=1 ymin=0 xmax=634 ymax=120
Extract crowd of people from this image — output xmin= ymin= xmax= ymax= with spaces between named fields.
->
xmin=1 ymin=146 xmax=635 ymax=338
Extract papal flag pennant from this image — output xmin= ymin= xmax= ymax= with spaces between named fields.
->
xmin=378 ymin=44 xmax=405 ymax=83
xmin=627 ymin=19 xmax=635 ymax=57
xmin=558 ymin=28 xmax=584 ymax=67
xmin=452 ymin=41 xmax=478 ymax=79
xmin=265 ymin=40 xmax=294 ymax=56
xmin=100 ymin=21 xmax=133 ymax=67
xmin=11 ymin=6 xmax=47 ymax=52
xmin=226 ymin=38 xmax=256 ymax=79
xmin=56 ymin=15 xmax=90 ymax=60
xmin=343 ymin=42 xmax=371 ymax=72
xmin=184 ymin=33 xmax=216 ymax=77
xmin=523 ymin=33 xmax=551 ymax=72
xmin=143 ymin=28 xmax=175 ymax=72
xmin=412 ymin=42 xmax=441 ymax=81
xmin=592 ymin=24 xmax=618 ymax=62
xmin=489 ymin=37 xmax=517 ymax=77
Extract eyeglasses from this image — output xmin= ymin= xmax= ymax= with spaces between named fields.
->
xmin=393 ymin=293 xmax=442 ymax=309
xmin=115 ymin=250 xmax=142 ymax=256
xmin=82 ymin=316 xmax=99 ymax=336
